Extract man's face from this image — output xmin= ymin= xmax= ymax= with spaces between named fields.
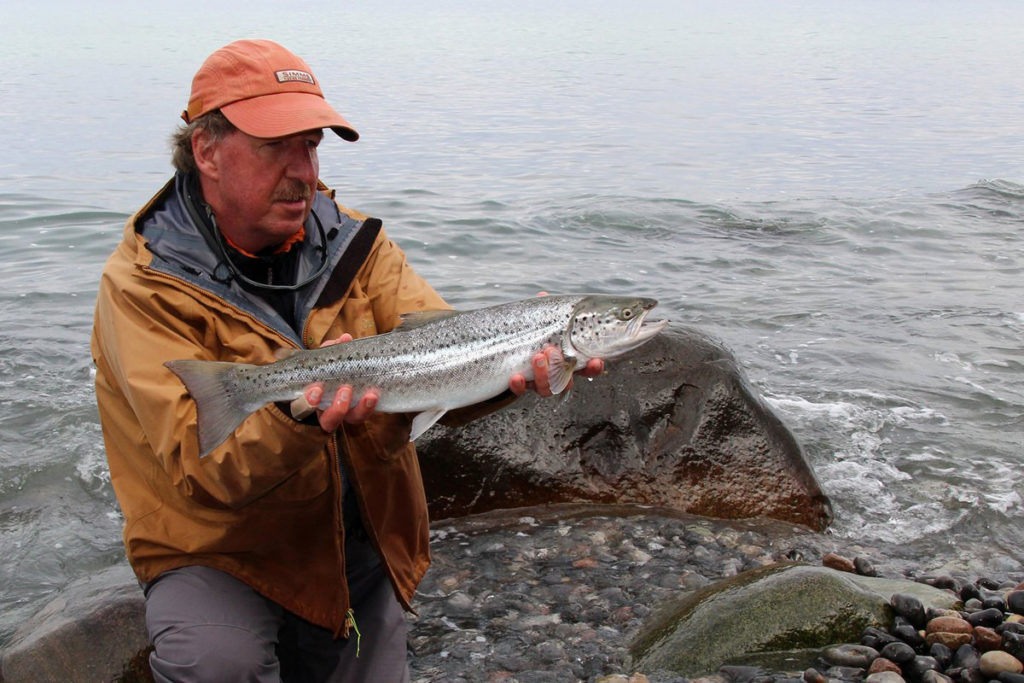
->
xmin=195 ymin=127 xmax=324 ymax=253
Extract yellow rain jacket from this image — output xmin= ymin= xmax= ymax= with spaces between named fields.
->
xmin=91 ymin=174 xmax=447 ymax=634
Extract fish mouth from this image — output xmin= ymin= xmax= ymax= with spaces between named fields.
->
xmin=628 ymin=307 xmax=668 ymax=341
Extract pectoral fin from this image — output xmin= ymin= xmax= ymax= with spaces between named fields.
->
xmin=410 ymin=407 xmax=448 ymax=441
xmin=547 ymin=354 xmax=578 ymax=395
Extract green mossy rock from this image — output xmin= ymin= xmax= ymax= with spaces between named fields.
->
xmin=629 ymin=562 xmax=959 ymax=678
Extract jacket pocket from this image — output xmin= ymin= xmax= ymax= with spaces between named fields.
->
xmin=263 ymin=452 xmax=331 ymax=503
xmin=345 ymin=413 xmax=414 ymax=463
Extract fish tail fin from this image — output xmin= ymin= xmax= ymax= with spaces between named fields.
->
xmin=164 ymin=359 xmax=253 ymax=458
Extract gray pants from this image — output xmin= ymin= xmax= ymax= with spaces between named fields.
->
xmin=143 ymin=535 xmax=410 ymax=683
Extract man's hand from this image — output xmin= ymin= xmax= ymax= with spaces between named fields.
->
xmin=508 ymin=346 xmax=605 ymax=397
xmin=508 ymin=291 xmax=604 ymax=397
xmin=289 ymin=333 xmax=379 ymax=431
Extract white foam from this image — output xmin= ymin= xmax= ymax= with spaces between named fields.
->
xmin=762 ymin=390 xmax=973 ymax=544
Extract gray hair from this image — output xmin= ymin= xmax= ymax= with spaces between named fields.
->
xmin=170 ymin=110 xmax=236 ymax=174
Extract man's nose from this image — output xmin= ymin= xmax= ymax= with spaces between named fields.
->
xmin=285 ymin=142 xmax=318 ymax=184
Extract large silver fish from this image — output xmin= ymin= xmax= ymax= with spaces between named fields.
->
xmin=165 ymin=294 xmax=667 ymax=457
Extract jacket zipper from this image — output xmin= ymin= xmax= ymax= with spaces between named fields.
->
xmin=326 ymin=434 xmax=351 ymax=639
xmin=336 ymin=429 xmax=416 ymax=615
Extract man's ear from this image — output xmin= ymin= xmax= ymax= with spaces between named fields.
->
xmin=191 ymin=128 xmax=219 ymax=179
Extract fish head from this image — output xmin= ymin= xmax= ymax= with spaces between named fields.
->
xmin=567 ymin=295 xmax=668 ymax=360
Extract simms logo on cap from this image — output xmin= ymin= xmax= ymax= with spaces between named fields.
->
xmin=275 ymin=70 xmax=315 ymax=85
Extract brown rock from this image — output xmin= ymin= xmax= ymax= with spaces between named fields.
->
xmin=925 ymin=631 xmax=972 ymax=649
xmin=973 ymin=626 xmax=1002 ymax=652
xmin=823 ymin=553 xmax=856 ymax=573
xmin=418 ymin=327 xmax=834 ymax=530
xmin=926 ymin=616 xmax=974 ymax=635
xmin=803 ymin=668 xmax=828 ymax=683
xmin=869 ymin=657 xmax=903 ymax=674
xmin=925 ymin=615 xmax=974 ymax=649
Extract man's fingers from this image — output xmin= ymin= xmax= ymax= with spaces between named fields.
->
xmin=344 ymin=391 xmax=379 ymax=424
xmin=321 ymin=333 xmax=354 ymax=348
xmin=291 ymin=383 xmax=323 ymax=420
xmin=509 ymin=373 xmax=528 ymax=396
xmin=315 ymin=386 xmax=351 ymax=432
xmin=532 ymin=351 xmax=552 ymax=397
xmin=316 ymin=385 xmax=380 ymax=431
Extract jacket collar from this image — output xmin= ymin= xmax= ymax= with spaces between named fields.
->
xmin=134 ymin=173 xmax=365 ymax=346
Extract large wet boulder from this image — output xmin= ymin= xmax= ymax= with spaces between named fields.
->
xmin=418 ymin=325 xmax=833 ymax=531
xmin=0 ymin=564 xmax=152 ymax=683
xmin=628 ymin=563 xmax=961 ymax=678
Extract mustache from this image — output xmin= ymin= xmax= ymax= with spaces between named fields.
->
xmin=272 ymin=182 xmax=313 ymax=203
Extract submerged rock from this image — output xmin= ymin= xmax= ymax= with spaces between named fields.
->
xmin=418 ymin=326 xmax=833 ymax=531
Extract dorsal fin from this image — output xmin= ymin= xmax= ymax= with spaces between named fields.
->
xmin=396 ymin=309 xmax=460 ymax=330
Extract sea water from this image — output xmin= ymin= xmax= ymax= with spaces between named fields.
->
xmin=1 ymin=0 xmax=1022 ymax=642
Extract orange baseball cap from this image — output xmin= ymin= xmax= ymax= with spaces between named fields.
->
xmin=182 ymin=39 xmax=358 ymax=141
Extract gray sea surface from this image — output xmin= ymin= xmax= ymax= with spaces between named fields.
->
xmin=1 ymin=0 xmax=1023 ymax=643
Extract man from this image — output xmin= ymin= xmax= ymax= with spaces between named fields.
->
xmin=91 ymin=39 xmax=600 ymax=682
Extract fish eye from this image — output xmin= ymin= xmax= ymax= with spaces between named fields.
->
xmin=618 ymin=307 xmax=635 ymax=320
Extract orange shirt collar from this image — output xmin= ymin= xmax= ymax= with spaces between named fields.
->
xmin=222 ymin=227 xmax=306 ymax=258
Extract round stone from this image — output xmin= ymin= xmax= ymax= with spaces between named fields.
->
xmin=928 ymin=616 xmax=974 ymax=635
xmin=927 ymin=631 xmax=972 ymax=650
xmin=880 ymin=641 xmax=918 ymax=665
xmin=961 ymin=584 xmax=982 ymax=603
xmin=1008 ymin=591 xmax=1024 ymax=616
xmin=822 ymin=644 xmax=879 ymax=669
xmin=855 ymin=556 xmax=879 ymax=577
xmin=982 ymin=595 xmax=1008 ymax=612
xmin=920 ymin=670 xmax=954 ymax=683
xmin=904 ymin=655 xmax=941 ymax=681
xmin=892 ymin=593 xmax=928 ymax=629
xmin=865 ymin=672 xmax=907 ymax=683
xmin=974 ymin=625 xmax=1002 ymax=651
xmin=1004 ymin=631 xmax=1024 ymax=661
xmin=929 ymin=642 xmax=953 ymax=668
xmin=869 ymin=658 xmax=902 ymax=674
xmin=980 ymin=650 xmax=1024 ymax=677
xmin=923 ymin=576 xmax=958 ymax=591
xmin=892 ymin=623 xmax=926 ymax=649
xmin=443 ymin=591 xmax=476 ymax=619
xmin=863 ymin=627 xmax=900 ymax=650
xmin=823 ymin=552 xmax=857 ymax=573
xmin=802 ymin=667 xmax=828 ymax=683
xmin=952 ymin=643 xmax=980 ymax=670
xmin=967 ymin=607 xmax=1006 ymax=628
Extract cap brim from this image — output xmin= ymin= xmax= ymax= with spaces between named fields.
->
xmin=221 ymin=92 xmax=359 ymax=141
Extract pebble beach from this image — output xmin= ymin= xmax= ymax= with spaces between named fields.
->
xmin=406 ymin=505 xmax=1024 ymax=683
